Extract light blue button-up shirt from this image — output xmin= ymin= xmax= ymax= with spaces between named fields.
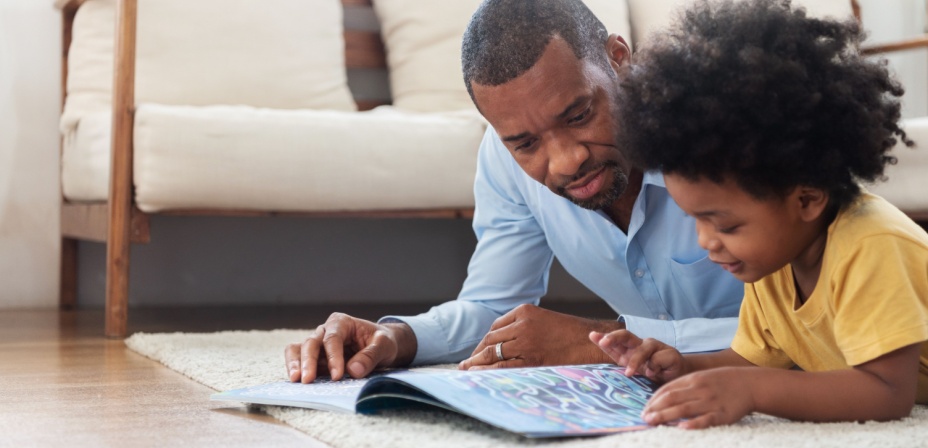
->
xmin=382 ymin=127 xmax=744 ymax=365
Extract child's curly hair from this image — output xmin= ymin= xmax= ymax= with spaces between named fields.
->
xmin=617 ymin=0 xmax=912 ymax=210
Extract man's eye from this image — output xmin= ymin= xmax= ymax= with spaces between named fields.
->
xmin=514 ymin=138 xmax=536 ymax=151
xmin=568 ymin=108 xmax=591 ymax=124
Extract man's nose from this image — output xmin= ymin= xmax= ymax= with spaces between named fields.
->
xmin=546 ymin=136 xmax=589 ymax=177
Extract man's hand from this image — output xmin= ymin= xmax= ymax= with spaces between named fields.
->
xmin=642 ymin=367 xmax=756 ymax=429
xmin=589 ymin=329 xmax=687 ymax=383
xmin=284 ymin=313 xmax=416 ymax=383
xmin=457 ymin=304 xmax=623 ymax=370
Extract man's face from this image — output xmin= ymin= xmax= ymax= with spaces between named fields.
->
xmin=471 ymin=37 xmax=631 ymax=210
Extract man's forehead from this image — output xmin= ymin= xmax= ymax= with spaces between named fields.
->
xmin=472 ymin=44 xmax=599 ymax=134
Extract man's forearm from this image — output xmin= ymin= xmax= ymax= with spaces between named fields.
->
xmin=589 ymin=317 xmax=626 ymax=332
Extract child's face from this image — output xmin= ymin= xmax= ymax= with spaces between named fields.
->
xmin=664 ymin=173 xmax=816 ymax=283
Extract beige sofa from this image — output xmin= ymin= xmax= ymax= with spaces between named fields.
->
xmin=57 ymin=0 xmax=926 ymax=336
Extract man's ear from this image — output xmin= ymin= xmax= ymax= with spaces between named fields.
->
xmin=605 ymin=34 xmax=632 ymax=70
xmin=795 ymin=186 xmax=829 ymax=222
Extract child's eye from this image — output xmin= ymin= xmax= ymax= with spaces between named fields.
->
xmin=718 ymin=225 xmax=739 ymax=234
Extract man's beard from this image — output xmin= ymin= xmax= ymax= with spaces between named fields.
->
xmin=556 ymin=161 xmax=628 ymax=210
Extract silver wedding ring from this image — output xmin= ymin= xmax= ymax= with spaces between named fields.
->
xmin=495 ymin=341 xmax=505 ymax=362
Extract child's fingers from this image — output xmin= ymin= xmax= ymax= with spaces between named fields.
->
xmin=598 ymin=329 xmax=640 ymax=348
xmin=595 ymin=330 xmax=642 ymax=367
xmin=623 ymin=338 xmax=661 ymax=377
xmin=677 ymin=413 xmax=722 ymax=430
xmin=643 ymin=387 xmax=703 ymax=425
xmin=646 ymin=348 xmax=685 ymax=381
xmin=597 ymin=340 xmax=629 ymax=365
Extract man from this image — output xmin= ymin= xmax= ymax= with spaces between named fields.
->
xmin=285 ymin=0 xmax=743 ymax=383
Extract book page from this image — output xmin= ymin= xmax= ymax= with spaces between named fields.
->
xmin=211 ymin=376 xmax=372 ymax=413
xmin=356 ymin=364 xmax=656 ymax=437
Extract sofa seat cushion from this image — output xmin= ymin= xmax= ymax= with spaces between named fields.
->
xmin=869 ymin=116 xmax=928 ymax=214
xmin=60 ymin=104 xmax=487 ymax=212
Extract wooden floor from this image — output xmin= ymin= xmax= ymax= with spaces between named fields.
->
xmin=0 ymin=301 xmax=613 ymax=446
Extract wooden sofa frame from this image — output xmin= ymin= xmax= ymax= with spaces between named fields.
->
xmin=56 ymin=0 xmax=928 ymax=338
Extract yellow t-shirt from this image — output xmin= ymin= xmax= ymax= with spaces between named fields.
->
xmin=730 ymin=193 xmax=928 ymax=404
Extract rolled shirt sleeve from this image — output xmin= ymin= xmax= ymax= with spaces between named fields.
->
xmin=624 ymin=315 xmax=739 ymax=354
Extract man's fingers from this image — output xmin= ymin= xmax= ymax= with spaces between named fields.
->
xmin=344 ymin=331 xmax=394 ymax=379
xmin=464 ymin=357 xmax=524 ymax=371
xmin=285 ymin=343 xmax=302 ymax=382
xmin=345 ymin=348 xmax=379 ymax=379
xmin=470 ymin=320 xmax=519 ymax=357
xmin=322 ymin=319 xmax=349 ymax=380
xmin=487 ymin=306 xmax=522 ymax=332
xmin=300 ymin=327 xmax=324 ymax=384
xmin=472 ymin=304 xmax=537 ymax=356
xmin=460 ymin=342 xmax=503 ymax=370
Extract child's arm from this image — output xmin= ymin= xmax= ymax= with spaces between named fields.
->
xmin=644 ymin=343 xmax=922 ymax=429
xmin=589 ymin=330 xmax=753 ymax=382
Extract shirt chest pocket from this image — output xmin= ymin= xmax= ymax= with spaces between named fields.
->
xmin=668 ymin=256 xmax=743 ymax=318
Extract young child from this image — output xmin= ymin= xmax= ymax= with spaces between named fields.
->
xmin=590 ymin=0 xmax=928 ymax=429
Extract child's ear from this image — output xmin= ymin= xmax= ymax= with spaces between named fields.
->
xmin=796 ymin=187 xmax=829 ymax=222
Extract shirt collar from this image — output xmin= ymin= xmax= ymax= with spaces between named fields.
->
xmin=642 ymin=170 xmax=665 ymax=188
xmin=627 ymin=171 xmax=667 ymax=240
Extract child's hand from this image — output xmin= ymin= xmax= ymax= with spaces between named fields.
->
xmin=589 ymin=330 xmax=686 ymax=383
xmin=643 ymin=367 xmax=755 ymax=429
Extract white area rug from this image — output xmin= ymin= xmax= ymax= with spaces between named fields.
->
xmin=126 ymin=329 xmax=928 ymax=448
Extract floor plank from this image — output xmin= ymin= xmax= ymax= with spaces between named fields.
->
xmin=0 ymin=301 xmax=614 ymax=446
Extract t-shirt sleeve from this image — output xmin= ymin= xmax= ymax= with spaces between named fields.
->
xmin=832 ymin=234 xmax=928 ymax=366
xmin=731 ymin=282 xmax=795 ymax=369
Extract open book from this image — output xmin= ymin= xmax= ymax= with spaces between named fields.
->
xmin=211 ymin=363 xmax=657 ymax=438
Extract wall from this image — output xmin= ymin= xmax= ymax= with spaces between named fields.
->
xmin=859 ymin=0 xmax=928 ymax=118
xmin=2 ymin=1 xmax=927 ymax=309
xmin=0 ymin=1 xmax=61 ymax=309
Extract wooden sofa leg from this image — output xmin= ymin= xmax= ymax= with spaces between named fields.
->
xmin=105 ymin=0 xmax=138 ymax=339
xmin=105 ymin=225 xmax=131 ymax=338
xmin=60 ymin=237 xmax=78 ymax=310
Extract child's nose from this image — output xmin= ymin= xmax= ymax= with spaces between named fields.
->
xmin=696 ymin=224 xmax=722 ymax=252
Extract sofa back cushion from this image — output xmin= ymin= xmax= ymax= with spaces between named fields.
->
xmin=373 ymin=0 xmax=632 ymax=113
xmin=61 ymin=0 xmax=356 ymax=133
xmin=626 ymin=0 xmax=855 ymax=50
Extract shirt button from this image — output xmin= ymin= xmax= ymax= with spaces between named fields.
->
xmin=634 ymin=269 xmax=645 ymax=278
xmin=658 ymin=314 xmax=667 ymax=320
